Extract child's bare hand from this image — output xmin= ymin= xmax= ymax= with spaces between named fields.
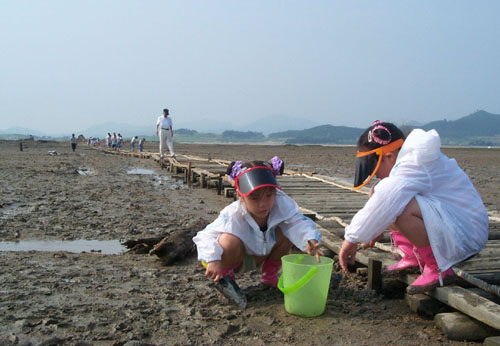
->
xmin=307 ymin=240 xmax=323 ymax=263
xmin=205 ymin=261 xmax=223 ymax=282
xmin=339 ymin=239 xmax=357 ymax=273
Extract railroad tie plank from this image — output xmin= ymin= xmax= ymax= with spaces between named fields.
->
xmin=456 ymin=257 xmax=500 ymax=272
xmin=428 ymin=285 xmax=500 ymax=330
xmin=434 ymin=312 xmax=499 ymax=341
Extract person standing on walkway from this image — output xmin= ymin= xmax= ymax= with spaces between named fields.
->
xmin=112 ymin=133 xmax=117 ymax=150
xmin=71 ymin=134 xmax=77 ymax=152
xmin=156 ymin=108 xmax=175 ymax=158
xmin=139 ymin=137 xmax=145 ymax=152
xmin=130 ymin=136 xmax=138 ymax=152
xmin=117 ymin=133 xmax=123 ymax=149
xmin=106 ymin=133 xmax=111 ymax=147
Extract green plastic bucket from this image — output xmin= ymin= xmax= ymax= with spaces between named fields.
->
xmin=278 ymin=254 xmax=333 ymax=317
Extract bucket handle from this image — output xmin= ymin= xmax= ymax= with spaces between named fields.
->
xmin=277 ymin=266 xmax=318 ymax=294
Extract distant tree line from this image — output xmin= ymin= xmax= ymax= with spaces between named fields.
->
xmin=176 ymin=128 xmax=198 ymax=135
xmin=222 ymin=130 xmax=266 ymax=140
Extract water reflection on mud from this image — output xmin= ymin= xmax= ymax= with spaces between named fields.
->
xmin=0 ymin=239 xmax=126 ymax=254
xmin=127 ymin=167 xmax=187 ymax=190
xmin=127 ymin=168 xmax=156 ymax=175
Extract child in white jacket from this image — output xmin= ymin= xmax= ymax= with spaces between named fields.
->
xmin=339 ymin=121 xmax=489 ymax=294
xmin=193 ymin=157 xmax=322 ymax=288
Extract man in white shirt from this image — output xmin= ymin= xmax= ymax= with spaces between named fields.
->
xmin=156 ymin=108 xmax=175 ymax=158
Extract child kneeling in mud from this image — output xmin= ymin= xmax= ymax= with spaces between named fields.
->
xmin=193 ymin=157 xmax=322 ymax=287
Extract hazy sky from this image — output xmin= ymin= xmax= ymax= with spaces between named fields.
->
xmin=2 ymin=1 xmax=500 ymax=134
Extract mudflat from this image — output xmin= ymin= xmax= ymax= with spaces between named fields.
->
xmin=1 ymin=139 xmax=497 ymax=345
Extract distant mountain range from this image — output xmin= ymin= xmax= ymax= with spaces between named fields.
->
xmin=2 ymin=110 xmax=499 ymax=146
xmin=0 ymin=126 xmax=47 ymax=137
xmin=422 ymin=110 xmax=500 ymax=138
xmin=268 ymin=125 xmax=363 ymax=144
xmin=268 ymin=110 xmax=500 ymax=145
xmin=175 ymin=114 xmax=321 ymax=135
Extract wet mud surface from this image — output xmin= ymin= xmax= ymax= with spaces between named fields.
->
xmin=1 ymin=139 xmax=496 ymax=345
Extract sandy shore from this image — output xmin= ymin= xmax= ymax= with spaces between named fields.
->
xmin=1 ymin=139 xmax=495 ymax=345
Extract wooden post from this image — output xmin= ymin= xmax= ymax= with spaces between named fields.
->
xmin=187 ymin=162 xmax=192 ymax=186
xmin=368 ymin=258 xmax=382 ymax=293
xmin=199 ymin=173 xmax=207 ymax=188
xmin=224 ymin=187 xmax=234 ymax=198
xmin=217 ymin=177 xmax=222 ymax=195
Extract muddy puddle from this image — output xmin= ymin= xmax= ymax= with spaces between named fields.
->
xmin=127 ymin=167 xmax=187 ymax=190
xmin=0 ymin=239 xmax=126 ymax=254
xmin=77 ymin=166 xmax=93 ymax=175
xmin=153 ymin=175 xmax=186 ymax=190
xmin=127 ymin=168 xmax=156 ymax=175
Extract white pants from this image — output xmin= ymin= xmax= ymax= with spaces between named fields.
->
xmin=159 ymin=128 xmax=174 ymax=157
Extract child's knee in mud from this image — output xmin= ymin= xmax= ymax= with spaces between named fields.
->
xmin=218 ymin=233 xmax=245 ymax=260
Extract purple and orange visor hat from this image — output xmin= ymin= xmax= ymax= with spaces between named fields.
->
xmin=234 ymin=166 xmax=281 ymax=197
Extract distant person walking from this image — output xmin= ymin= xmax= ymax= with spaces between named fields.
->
xmin=106 ymin=133 xmax=112 ymax=147
xmin=117 ymin=133 xmax=123 ymax=149
xmin=71 ymin=134 xmax=77 ymax=152
xmin=139 ymin=137 xmax=145 ymax=152
xmin=130 ymin=136 xmax=138 ymax=152
xmin=156 ymin=108 xmax=175 ymax=159
xmin=112 ymin=133 xmax=117 ymax=149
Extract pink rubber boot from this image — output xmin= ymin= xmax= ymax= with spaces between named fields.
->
xmin=260 ymin=258 xmax=282 ymax=288
xmin=383 ymin=231 xmax=419 ymax=276
xmin=220 ymin=264 xmax=238 ymax=280
xmin=406 ymin=245 xmax=454 ymax=295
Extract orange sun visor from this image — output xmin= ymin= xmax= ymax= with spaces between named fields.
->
xmin=353 ymin=139 xmax=404 ymax=190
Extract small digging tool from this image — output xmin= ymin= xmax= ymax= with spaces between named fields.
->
xmin=201 ymin=261 xmax=247 ymax=309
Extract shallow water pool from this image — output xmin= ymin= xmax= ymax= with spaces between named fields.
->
xmin=0 ymin=239 xmax=126 ymax=254
xmin=127 ymin=168 xmax=156 ymax=175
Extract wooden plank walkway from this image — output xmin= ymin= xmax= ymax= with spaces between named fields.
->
xmin=90 ymin=146 xmax=500 ymax=331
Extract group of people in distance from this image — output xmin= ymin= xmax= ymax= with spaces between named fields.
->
xmin=105 ymin=132 xmax=123 ymax=150
xmin=76 ymin=108 xmax=176 ymax=157
xmin=194 ymin=120 xmax=489 ymax=297
xmin=100 ymin=133 xmax=147 ymax=153
xmin=130 ymin=136 xmax=146 ymax=152
xmin=99 ymin=108 xmax=176 ymax=157
xmin=87 ymin=136 xmax=101 ymax=146
xmin=117 ymin=107 xmax=176 ymax=156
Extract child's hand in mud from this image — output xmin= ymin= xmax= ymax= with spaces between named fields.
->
xmin=307 ymin=240 xmax=323 ymax=263
xmin=339 ymin=239 xmax=357 ymax=273
xmin=205 ymin=260 xmax=223 ymax=283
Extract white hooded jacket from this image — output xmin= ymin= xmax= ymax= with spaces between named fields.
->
xmin=193 ymin=190 xmax=322 ymax=263
xmin=345 ymin=129 xmax=489 ymax=271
